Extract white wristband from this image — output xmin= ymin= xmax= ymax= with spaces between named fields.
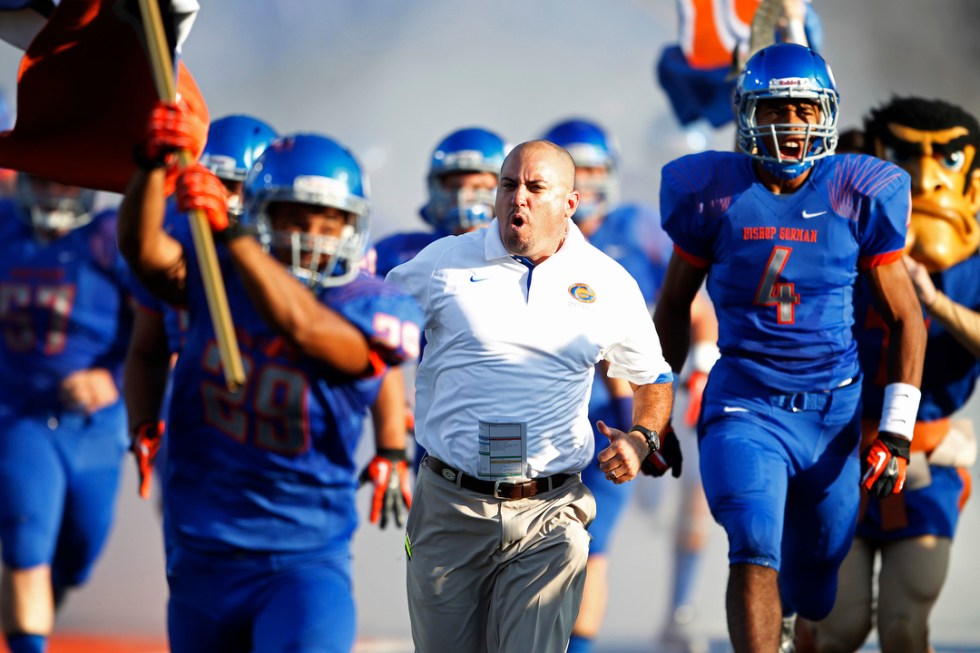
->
xmin=878 ymin=383 xmax=921 ymax=441
xmin=690 ymin=341 xmax=720 ymax=374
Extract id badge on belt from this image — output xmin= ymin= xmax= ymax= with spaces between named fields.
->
xmin=478 ymin=419 xmax=527 ymax=479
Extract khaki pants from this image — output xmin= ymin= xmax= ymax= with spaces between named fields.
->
xmin=405 ymin=463 xmax=595 ymax=653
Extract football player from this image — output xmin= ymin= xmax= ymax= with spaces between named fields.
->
xmin=124 ymin=113 xmax=279 ymax=502
xmin=0 ymin=174 xmax=133 ymax=653
xmin=653 ymin=43 xmax=926 ymax=652
xmin=118 ymin=103 xmax=422 ymax=653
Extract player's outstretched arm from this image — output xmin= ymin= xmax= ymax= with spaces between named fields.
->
xmin=224 ymin=236 xmax=372 ymax=375
xmin=861 ymin=258 xmax=927 ymax=498
xmin=170 ymin=164 xmax=374 ymax=375
xmin=117 ymin=102 xmax=191 ymax=306
xmin=653 ymin=254 xmax=709 ymax=373
xmin=866 ymin=258 xmax=926 ymax=401
xmin=123 ymin=308 xmax=172 ymax=499
xmin=361 ymin=367 xmax=413 ymax=529
xmin=684 ymin=291 xmax=720 ymax=427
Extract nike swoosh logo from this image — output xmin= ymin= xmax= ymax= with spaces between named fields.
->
xmin=874 ymin=451 xmax=887 ymax=470
xmin=861 ymin=451 xmax=888 ymax=483
xmin=470 ymin=275 xmax=488 ymax=282
xmin=801 ymin=210 xmax=827 ymax=219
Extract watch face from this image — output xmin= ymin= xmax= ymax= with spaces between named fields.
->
xmin=632 ymin=425 xmax=659 ymax=453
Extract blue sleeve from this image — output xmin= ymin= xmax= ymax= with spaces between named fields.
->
xmin=843 ymin=157 xmax=911 ymax=268
xmin=660 ymin=155 xmax=714 ymax=266
xmin=331 ymin=276 xmax=424 ymax=367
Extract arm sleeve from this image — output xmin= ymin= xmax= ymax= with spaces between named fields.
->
xmin=386 ymin=253 xmax=434 ymax=324
xmin=857 ymin=164 xmax=912 ymax=269
xmin=338 ymin=286 xmax=424 ymax=368
xmin=604 ymin=274 xmax=674 ymax=386
xmin=660 ymin=158 xmax=714 ymax=268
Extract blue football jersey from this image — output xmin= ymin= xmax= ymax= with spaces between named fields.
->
xmin=164 ymin=248 xmax=423 ymax=554
xmin=857 ymin=254 xmax=980 ymax=421
xmin=661 ymin=151 xmax=911 ymax=391
xmin=373 ymin=230 xmax=445 ymax=279
xmin=591 ymin=204 xmax=667 ymax=304
xmin=0 ymin=201 xmax=132 ymax=407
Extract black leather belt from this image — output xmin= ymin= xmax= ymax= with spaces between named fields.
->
xmin=423 ymin=455 xmax=574 ymax=500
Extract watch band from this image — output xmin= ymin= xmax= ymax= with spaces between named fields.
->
xmin=630 ymin=424 xmax=660 ymax=456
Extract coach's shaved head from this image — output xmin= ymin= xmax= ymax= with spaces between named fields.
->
xmin=495 ymin=140 xmax=580 ymax=264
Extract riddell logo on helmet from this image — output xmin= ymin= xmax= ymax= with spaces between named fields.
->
xmin=770 ymin=77 xmax=810 ymax=88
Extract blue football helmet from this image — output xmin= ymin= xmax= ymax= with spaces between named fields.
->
xmin=420 ymin=127 xmax=507 ymax=234
xmin=734 ymin=43 xmax=840 ymax=180
xmin=541 ymin=119 xmax=619 ymax=222
xmin=243 ymin=133 xmax=370 ymax=289
xmin=200 ymin=115 xmax=278 ymax=215
xmin=15 ymin=172 xmax=96 ymax=232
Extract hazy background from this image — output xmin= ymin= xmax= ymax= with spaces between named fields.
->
xmin=1 ymin=1 xmax=980 ymax=651
xmin=4 ymin=0 xmax=978 ymax=240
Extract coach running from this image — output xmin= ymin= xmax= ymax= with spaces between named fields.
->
xmin=386 ymin=139 xmax=675 ymax=653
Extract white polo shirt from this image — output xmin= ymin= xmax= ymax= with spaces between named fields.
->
xmin=386 ymin=219 xmax=672 ymax=478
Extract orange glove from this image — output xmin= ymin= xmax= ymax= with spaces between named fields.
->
xmin=130 ymin=420 xmax=165 ymax=500
xmin=176 ymin=164 xmax=231 ymax=233
xmin=137 ymin=101 xmax=198 ymax=170
xmin=861 ymin=433 xmax=910 ymax=498
xmin=684 ymin=370 xmax=709 ymax=428
xmin=359 ymin=448 xmax=412 ymax=529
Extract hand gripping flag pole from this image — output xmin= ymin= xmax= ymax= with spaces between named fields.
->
xmin=136 ymin=0 xmax=246 ymax=391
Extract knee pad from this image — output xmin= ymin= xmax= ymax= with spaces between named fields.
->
xmin=724 ymin=508 xmax=781 ymax=568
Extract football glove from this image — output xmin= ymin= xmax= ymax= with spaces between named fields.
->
xmin=136 ymin=101 xmax=197 ymax=170
xmin=861 ymin=432 xmax=910 ymax=498
xmin=130 ymin=420 xmax=164 ymax=500
xmin=359 ymin=448 xmax=412 ymax=529
xmin=176 ymin=164 xmax=237 ymax=237
xmin=640 ymin=422 xmax=683 ymax=478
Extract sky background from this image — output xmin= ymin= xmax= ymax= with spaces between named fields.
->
xmin=1 ymin=2 xmax=980 ymax=650
xmin=2 ymin=0 xmax=979 ymax=239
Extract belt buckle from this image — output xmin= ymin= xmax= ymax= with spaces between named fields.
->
xmin=493 ymin=481 xmax=518 ymax=501
xmin=493 ymin=480 xmax=509 ymax=499
xmin=789 ymin=393 xmax=805 ymax=413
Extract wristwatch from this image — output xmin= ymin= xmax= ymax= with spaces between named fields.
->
xmin=630 ymin=424 xmax=660 ymax=456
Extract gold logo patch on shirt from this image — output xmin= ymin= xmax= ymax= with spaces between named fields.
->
xmin=568 ymin=283 xmax=596 ymax=303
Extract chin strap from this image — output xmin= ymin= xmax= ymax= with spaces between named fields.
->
xmin=761 ymin=157 xmax=814 ymax=181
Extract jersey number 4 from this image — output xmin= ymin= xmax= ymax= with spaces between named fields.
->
xmin=754 ymin=246 xmax=799 ymax=324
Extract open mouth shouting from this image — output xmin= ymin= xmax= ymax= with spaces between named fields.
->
xmin=777 ymin=138 xmax=807 ymax=162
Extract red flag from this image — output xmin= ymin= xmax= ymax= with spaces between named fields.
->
xmin=0 ymin=0 xmax=208 ymax=193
